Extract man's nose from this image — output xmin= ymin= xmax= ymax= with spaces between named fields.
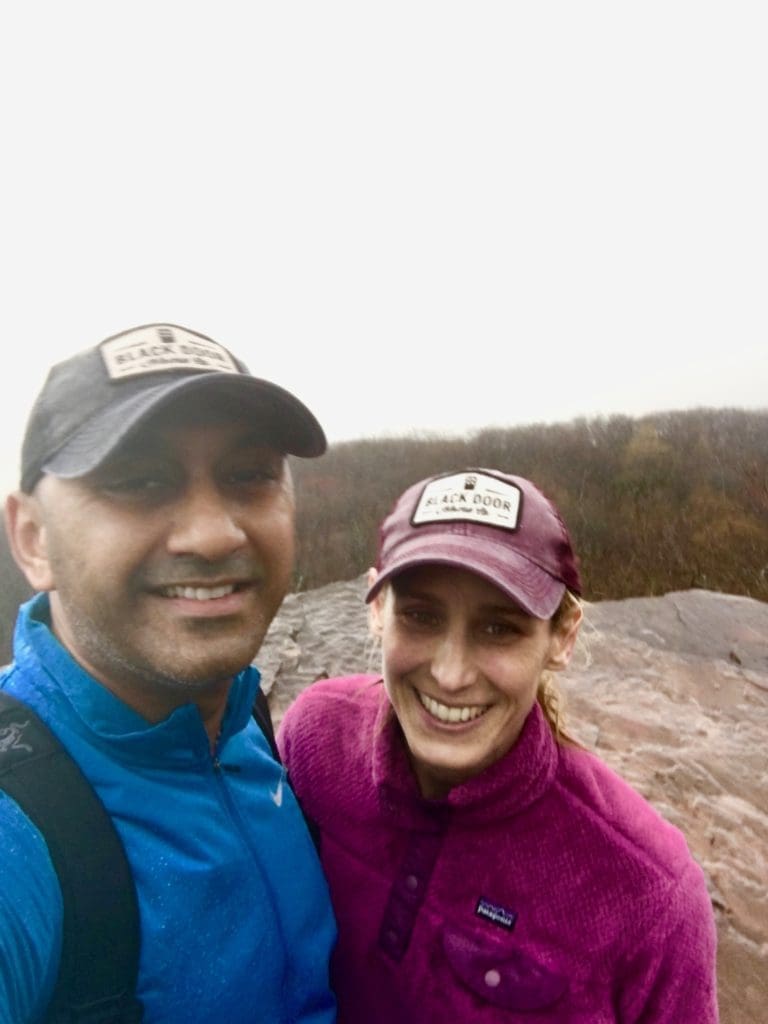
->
xmin=429 ymin=631 xmax=478 ymax=693
xmin=165 ymin=485 xmax=247 ymax=561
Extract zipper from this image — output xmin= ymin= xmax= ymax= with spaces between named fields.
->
xmin=209 ymin=748 xmax=293 ymax=1018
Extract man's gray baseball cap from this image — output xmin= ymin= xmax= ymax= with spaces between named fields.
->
xmin=20 ymin=323 xmax=326 ymax=493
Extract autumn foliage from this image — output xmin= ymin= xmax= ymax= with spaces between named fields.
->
xmin=0 ymin=407 xmax=766 ymax=663
xmin=291 ymin=408 xmax=768 ymax=603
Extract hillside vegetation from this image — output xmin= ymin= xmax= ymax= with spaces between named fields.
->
xmin=0 ymin=406 xmax=766 ymax=662
xmin=291 ymin=407 xmax=768 ymax=602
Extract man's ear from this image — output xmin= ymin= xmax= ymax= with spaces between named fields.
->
xmin=5 ymin=491 xmax=55 ymax=592
xmin=546 ymin=600 xmax=583 ymax=672
xmin=367 ymin=567 xmax=384 ymax=638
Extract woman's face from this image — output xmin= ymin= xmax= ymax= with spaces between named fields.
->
xmin=370 ymin=565 xmax=580 ymax=799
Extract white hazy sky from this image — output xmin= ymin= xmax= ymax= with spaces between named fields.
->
xmin=1 ymin=2 xmax=765 ymax=496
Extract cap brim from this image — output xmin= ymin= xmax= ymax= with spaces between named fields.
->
xmin=43 ymin=372 xmax=326 ymax=479
xmin=365 ymin=533 xmax=566 ymax=619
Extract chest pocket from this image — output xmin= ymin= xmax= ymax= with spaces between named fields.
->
xmin=443 ymin=928 xmax=568 ymax=1012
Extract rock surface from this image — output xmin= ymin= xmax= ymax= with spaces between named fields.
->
xmin=259 ymin=581 xmax=768 ymax=1024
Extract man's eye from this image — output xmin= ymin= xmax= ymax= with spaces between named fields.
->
xmin=100 ymin=474 xmax=171 ymax=496
xmin=227 ymin=466 xmax=279 ymax=485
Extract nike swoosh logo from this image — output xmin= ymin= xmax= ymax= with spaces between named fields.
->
xmin=270 ymin=777 xmax=284 ymax=807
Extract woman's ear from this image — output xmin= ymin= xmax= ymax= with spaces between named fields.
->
xmin=4 ymin=491 xmax=55 ymax=592
xmin=546 ymin=600 xmax=583 ymax=672
xmin=367 ymin=567 xmax=384 ymax=638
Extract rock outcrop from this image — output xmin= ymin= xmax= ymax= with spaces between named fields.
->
xmin=259 ymin=581 xmax=768 ymax=1024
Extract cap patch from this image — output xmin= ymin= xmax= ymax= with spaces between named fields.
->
xmin=100 ymin=325 xmax=241 ymax=380
xmin=413 ymin=471 xmax=521 ymax=531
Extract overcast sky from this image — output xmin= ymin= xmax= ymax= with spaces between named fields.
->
xmin=0 ymin=2 xmax=765 ymax=496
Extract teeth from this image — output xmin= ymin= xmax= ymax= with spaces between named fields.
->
xmin=418 ymin=692 xmax=488 ymax=724
xmin=163 ymin=584 xmax=236 ymax=601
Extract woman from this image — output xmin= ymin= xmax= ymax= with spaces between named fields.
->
xmin=278 ymin=469 xmax=718 ymax=1023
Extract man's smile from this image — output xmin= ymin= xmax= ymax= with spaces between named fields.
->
xmin=160 ymin=583 xmax=240 ymax=601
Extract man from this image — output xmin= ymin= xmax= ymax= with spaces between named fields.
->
xmin=0 ymin=324 xmax=337 ymax=1023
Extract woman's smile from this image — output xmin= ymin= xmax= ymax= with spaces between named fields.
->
xmin=371 ymin=564 xmax=575 ymax=798
xmin=414 ymin=688 xmax=490 ymax=725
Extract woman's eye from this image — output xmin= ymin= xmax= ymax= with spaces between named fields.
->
xmin=398 ymin=607 xmax=441 ymax=630
xmin=481 ymin=621 xmax=520 ymax=639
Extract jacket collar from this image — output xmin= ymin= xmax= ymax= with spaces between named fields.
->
xmin=370 ymin=685 xmax=558 ymax=829
xmin=11 ymin=593 xmax=261 ymax=765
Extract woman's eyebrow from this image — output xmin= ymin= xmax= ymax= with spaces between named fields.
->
xmin=477 ymin=602 xmax=527 ymax=617
xmin=392 ymin=583 xmax=443 ymax=603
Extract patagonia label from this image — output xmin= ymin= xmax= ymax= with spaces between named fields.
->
xmin=100 ymin=325 xmax=241 ymax=380
xmin=413 ymin=472 xmax=521 ymax=530
xmin=475 ymin=898 xmax=518 ymax=932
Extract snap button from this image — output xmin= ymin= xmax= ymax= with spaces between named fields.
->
xmin=405 ymin=874 xmax=419 ymax=891
xmin=484 ymin=969 xmax=502 ymax=989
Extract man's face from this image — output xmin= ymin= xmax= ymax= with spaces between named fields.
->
xmin=31 ymin=402 xmax=295 ymax=710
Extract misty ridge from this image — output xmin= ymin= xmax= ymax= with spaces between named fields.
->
xmin=289 ymin=406 xmax=768 ymax=600
xmin=0 ymin=405 xmax=766 ymax=1022
xmin=1 ymin=405 xmax=766 ymax=663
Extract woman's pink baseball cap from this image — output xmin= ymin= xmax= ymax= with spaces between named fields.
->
xmin=366 ymin=469 xmax=582 ymax=619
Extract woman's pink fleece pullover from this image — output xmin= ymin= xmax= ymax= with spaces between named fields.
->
xmin=278 ymin=675 xmax=718 ymax=1023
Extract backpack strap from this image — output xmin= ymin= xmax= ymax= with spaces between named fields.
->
xmin=252 ymin=687 xmax=280 ymax=760
xmin=0 ymin=691 xmax=143 ymax=1023
xmin=0 ymin=687 xmax=311 ymax=1023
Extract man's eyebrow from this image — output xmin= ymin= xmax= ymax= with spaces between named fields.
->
xmin=228 ymin=430 xmax=283 ymax=451
xmin=99 ymin=440 xmax=171 ymax=463
xmin=106 ymin=427 xmax=283 ymax=460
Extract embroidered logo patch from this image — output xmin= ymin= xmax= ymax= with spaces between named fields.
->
xmin=0 ymin=719 xmax=33 ymax=755
xmin=100 ymin=325 xmax=241 ymax=380
xmin=413 ymin=472 xmax=521 ymax=530
xmin=475 ymin=898 xmax=518 ymax=932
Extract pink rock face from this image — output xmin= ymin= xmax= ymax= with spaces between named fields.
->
xmin=261 ymin=580 xmax=768 ymax=1024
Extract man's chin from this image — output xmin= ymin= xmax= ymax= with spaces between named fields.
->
xmin=137 ymin=641 xmax=258 ymax=690
xmin=155 ymin=659 xmax=256 ymax=692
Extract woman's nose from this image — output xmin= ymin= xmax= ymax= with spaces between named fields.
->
xmin=429 ymin=632 xmax=478 ymax=693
